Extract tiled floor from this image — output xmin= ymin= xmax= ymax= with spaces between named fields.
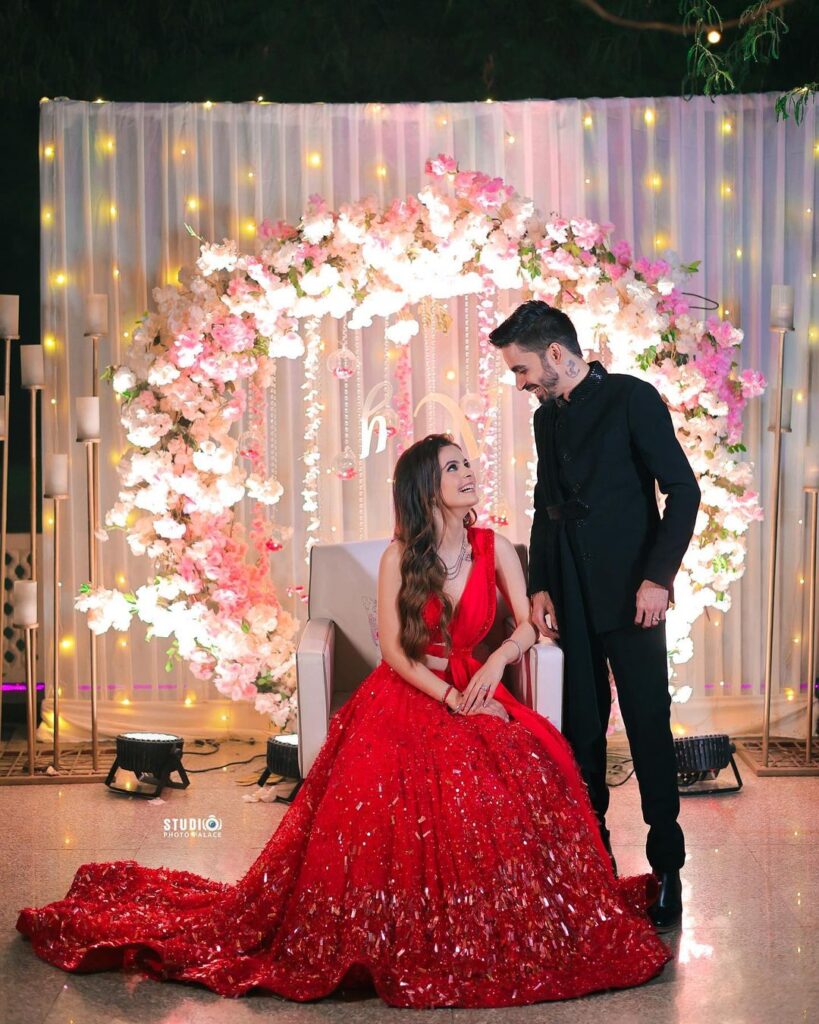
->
xmin=1 ymin=738 xmax=817 ymax=1024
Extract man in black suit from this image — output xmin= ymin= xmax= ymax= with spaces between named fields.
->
xmin=490 ymin=300 xmax=701 ymax=931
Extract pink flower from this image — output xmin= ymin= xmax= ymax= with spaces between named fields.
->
xmin=258 ymin=218 xmax=297 ymax=241
xmin=425 ymin=154 xmax=458 ymax=177
xmin=740 ymin=368 xmax=766 ymax=398
xmin=211 ymin=315 xmax=257 ymax=354
xmin=612 ymin=240 xmax=632 ymax=265
xmin=571 ymin=218 xmax=604 ymax=250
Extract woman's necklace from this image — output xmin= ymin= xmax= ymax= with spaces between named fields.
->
xmin=441 ymin=531 xmax=470 ymax=580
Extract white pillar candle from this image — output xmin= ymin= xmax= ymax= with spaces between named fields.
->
xmin=44 ymin=453 xmax=69 ymax=497
xmin=20 ymin=345 xmax=45 ymax=388
xmin=770 ymin=285 xmax=794 ymax=330
xmin=12 ymin=580 xmax=38 ymax=627
xmin=75 ymin=396 xmax=100 ymax=440
xmin=0 ymin=295 xmax=19 ymax=337
xmin=84 ymin=293 xmax=109 ymax=336
xmin=0 ymin=396 xmax=5 ymax=440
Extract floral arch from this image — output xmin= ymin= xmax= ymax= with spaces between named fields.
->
xmin=77 ymin=154 xmax=764 ymax=726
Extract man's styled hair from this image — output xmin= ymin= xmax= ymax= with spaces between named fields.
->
xmin=488 ymin=300 xmax=582 ymax=358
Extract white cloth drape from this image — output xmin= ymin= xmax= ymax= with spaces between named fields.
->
xmin=38 ymin=95 xmax=818 ymax=737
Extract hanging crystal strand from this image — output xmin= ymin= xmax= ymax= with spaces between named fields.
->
xmin=264 ymin=358 xmax=290 ymax=555
xmin=382 ymin=317 xmax=398 ymax=441
xmin=332 ymin=322 xmax=358 ymax=481
xmin=302 ymin=317 xmax=323 ymax=564
xmin=424 ymin=311 xmax=436 ymax=435
xmin=354 ymin=327 xmax=367 ymax=539
xmin=476 ymin=275 xmax=498 ymax=523
xmin=490 ymin=347 xmax=509 ymax=527
xmin=460 ymin=293 xmax=482 ymax=422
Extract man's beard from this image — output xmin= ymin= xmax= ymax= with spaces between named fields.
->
xmin=525 ymin=358 xmax=560 ymax=401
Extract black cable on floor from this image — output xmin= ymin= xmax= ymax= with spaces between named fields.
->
xmin=184 ymin=754 xmax=268 ymax=774
xmin=606 ymin=751 xmax=635 ymax=787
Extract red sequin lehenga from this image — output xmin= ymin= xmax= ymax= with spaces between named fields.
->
xmin=17 ymin=527 xmax=670 ymax=1007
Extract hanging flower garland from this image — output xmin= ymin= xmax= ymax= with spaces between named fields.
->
xmin=77 ymin=154 xmax=764 ymax=721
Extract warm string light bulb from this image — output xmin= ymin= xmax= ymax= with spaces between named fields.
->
xmin=707 ymin=29 xmax=722 ymax=44
xmin=307 ymin=151 xmax=322 ymax=168
xmin=644 ymin=108 xmax=655 ymax=126
xmin=583 ymin=114 xmax=593 ymax=128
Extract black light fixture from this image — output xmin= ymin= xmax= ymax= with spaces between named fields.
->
xmin=256 ymin=734 xmax=302 ymax=803
xmin=105 ymin=732 xmax=190 ymax=798
xmin=675 ymin=733 xmax=743 ymax=795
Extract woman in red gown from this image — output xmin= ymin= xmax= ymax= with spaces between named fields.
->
xmin=17 ymin=433 xmax=670 ymax=1008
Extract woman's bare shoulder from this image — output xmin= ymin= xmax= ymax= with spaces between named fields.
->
xmin=380 ymin=537 xmax=403 ymax=572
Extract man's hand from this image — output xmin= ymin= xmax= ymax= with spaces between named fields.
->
xmin=635 ymin=580 xmax=669 ymax=628
xmin=530 ymin=591 xmax=559 ymax=640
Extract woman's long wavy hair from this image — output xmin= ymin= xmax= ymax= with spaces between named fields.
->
xmin=392 ymin=434 xmax=477 ymax=662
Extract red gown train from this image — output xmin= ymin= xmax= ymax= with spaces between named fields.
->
xmin=17 ymin=526 xmax=670 ymax=1007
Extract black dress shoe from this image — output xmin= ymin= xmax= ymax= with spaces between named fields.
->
xmin=648 ymin=870 xmax=682 ymax=931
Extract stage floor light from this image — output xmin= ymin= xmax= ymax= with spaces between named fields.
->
xmin=675 ymin=733 xmax=743 ymax=795
xmin=105 ymin=732 xmax=190 ymax=798
xmin=256 ymin=734 xmax=302 ymax=804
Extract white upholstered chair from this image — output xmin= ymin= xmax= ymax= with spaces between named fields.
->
xmin=296 ymin=537 xmax=564 ymax=777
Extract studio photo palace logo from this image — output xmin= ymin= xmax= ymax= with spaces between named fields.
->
xmin=163 ymin=815 xmax=223 ymax=839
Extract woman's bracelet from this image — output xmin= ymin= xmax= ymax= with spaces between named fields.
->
xmin=441 ymin=683 xmax=454 ymax=706
xmin=502 ymin=638 xmax=524 ymax=665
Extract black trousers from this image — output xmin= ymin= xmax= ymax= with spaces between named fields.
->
xmin=555 ymin=535 xmax=685 ymax=872
xmin=565 ymin=621 xmax=685 ymax=873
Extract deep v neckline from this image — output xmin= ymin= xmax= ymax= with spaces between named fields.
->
xmin=444 ymin=527 xmax=477 ymax=620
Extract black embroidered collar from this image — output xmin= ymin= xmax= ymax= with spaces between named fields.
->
xmin=555 ymin=360 xmax=607 ymax=408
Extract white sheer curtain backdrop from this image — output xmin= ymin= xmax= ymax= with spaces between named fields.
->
xmin=38 ymin=95 xmax=817 ymax=739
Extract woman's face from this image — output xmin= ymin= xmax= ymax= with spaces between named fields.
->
xmin=436 ymin=444 xmax=476 ymax=514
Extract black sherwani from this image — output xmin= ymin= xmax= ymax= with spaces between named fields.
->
xmin=529 ymin=361 xmax=701 ymax=871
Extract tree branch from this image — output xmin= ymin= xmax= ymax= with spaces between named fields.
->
xmin=573 ymin=0 xmax=794 ymax=36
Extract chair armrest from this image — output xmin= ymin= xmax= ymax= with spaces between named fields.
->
xmin=503 ymin=616 xmax=564 ymax=730
xmin=296 ymin=618 xmax=335 ymax=777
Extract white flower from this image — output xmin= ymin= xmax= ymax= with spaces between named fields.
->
xmin=302 ymin=211 xmax=334 ymax=245
xmin=245 ymin=604 xmax=279 ymax=635
xmin=299 ymin=263 xmax=340 ymax=296
xmin=154 ymin=517 xmax=186 ymax=539
xmin=385 ymin=319 xmax=419 ymax=345
xmin=246 ymin=474 xmax=284 ymax=505
xmin=196 ymin=239 xmax=239 ymax=276
xmin=112 ymin=367 xmax=137 ymax=394
xmin=192 ymin=440 xmax=236 ymax=475
xmin=147 ymin=360 xmax=180 ymax=386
